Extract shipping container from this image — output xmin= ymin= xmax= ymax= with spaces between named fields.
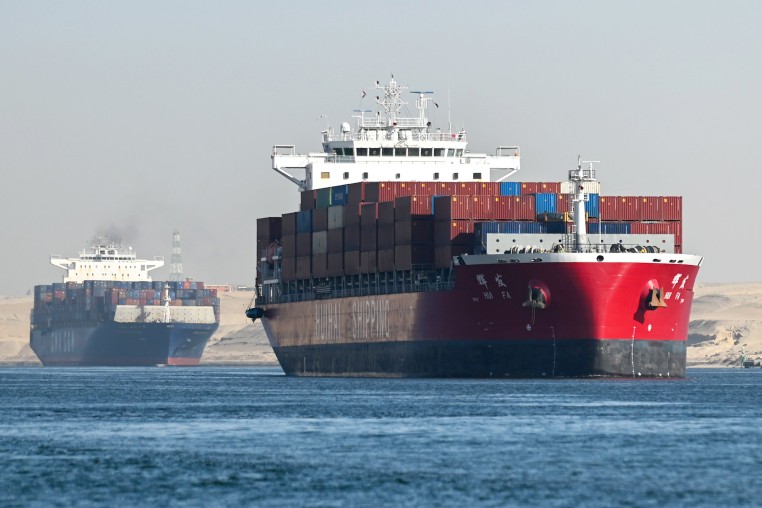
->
xmin=456 ymin=182 xmax=478 ymax=195
xmin=434 ymin=182 xmax=457 ymax=195
xmin=295 ymin=256 xmax=311 ymax=279
xmin=312 ymin=230 xmax=328 ymax=255
xmin=256 ymin=217 xmax=282 ymax=242
xmin=470 ymin=195 xmax=492 ymax=220
xmin=556 ymin=194 xmax=571 ymax=213
xmin=434 ymin=220 xmax=474 ymax=246
xmin=499 ymin=182 xmax=521 ymax=196
xmin=316 ymin=187 xmax=331 ymax=209
xmin=506 ymin=195 xmax=536 ymax=220
xmin=296 ymin=210 xmax=313 ymax=234
xmin=584 ymin=193 xmax=600 ymax=218
xmin=394 ymin=245 xmax=433 ymax=270
xmin=296 ymin=232 xmax=311 ymax=256
xmin=360 ymin=226 xmax=377 ymax=252
xmin=377 ymin=223 xmax=395 ymax=250
xmin=360 ymin=203 xmax=378 ymax=228
xmin=434 ymin=244 xmax=472 ymax=269
xmin=434 ymin=195 xmax=471 ymax=221
xmin=344 ymin=225 xmax=361 ymax=251
xmin=474 ymin=182 xmax=500 ymax=195
xmin=347 ymin=181 xmax=366 ymax=206
xmin=311 ymin=207 xmax=328 ymax=231
xmin=344 ymin=203 xmax=362 ymax=227
xmin=377 ymin=249 xmax=395 ymax=272
xmin=378 ymin=201 xmax=395 ymax=224
xmin=331 ymin=185 xmax=349 ymax=206
xmin=327 ymin=252 xmax=344 ymax=276
xmin=360 ymin=250 xmax=378 ymax=274
xmin=281 ymin=212 xmax=297 ymax=236
xmin=661 ymin=196 xmax=682 ymax=221
xmin=344 ymin=251 xmax=361 ymax=275
xmin=521 ymin=182 xmax=561 ymax=194
xmin=327 ymin=205 xmax=345 ymax=230
xmin=365 ymin=182 xmax=397 ymax=203
xmin=588 ymin=222 xmax=632 ymax=235
xmin=560 ymin=181 xmax=601 ymax=195
xmin=300 ymin=190 xmax=315 ymax=211
xmin=281 ymin=234 xmax=296 ymax=258
xmin=327 ymin=228 xmax=344 ymax=253
xmin=312 ymin=253 xmax=328 ymax=278
xmin=395 ymin=195 xmax=434 ymax=218
xmin=395 ymin=181 xmax=417 ymax=198
xmin=638 ymin=196 xmax=662 ymax=221
xmin=629 ymin=221 xmax=682 ymax=246
xmin=395 ymin=219 xmax=434 ymax=246
xmin=535 ymin=193 xmax=557 ymax=214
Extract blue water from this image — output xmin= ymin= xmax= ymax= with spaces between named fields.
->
xmin=1 ymin=368 xmax=761 ymax=507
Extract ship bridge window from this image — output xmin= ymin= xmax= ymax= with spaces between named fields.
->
xmin=456 ymin=149 xmax=463 ymax=156
xmin=408 ymin=148 xmax=420 ymax=156
xmin=395 ymin=148 xmax=407 ymax=156
xmin=447 ymin=149 xmax=455 ymax=157
xmin=321 ymin=172 xmax=330 ymax=179
xmin=382 ymin=148 xmax=393 ymax=156
xmin=343 ymin=172 xmax=350 ymax=179
xmin=356 ymin=148 xmax=368 ymax=156
xmin=343 ymin=147 xmax=354 ymax=156
xmin=453 ymin=173 xmax=459 ymax=180
xmin=433 ymin=172 xmax=440 ymax=180
xmin=333 ymin=148 xmax=342 ymax=156
xmin=362 ymin=172 xmax=369 ymax=180
xmin=434 ymin=148 xmax=445 ymax=157
xmin=369 ymin=148 xmax=380 ymax=156
xmin=473 ymin=172 xmax=482 ymax=180
xmin=421 ymin=148 xmax=432 ymax=156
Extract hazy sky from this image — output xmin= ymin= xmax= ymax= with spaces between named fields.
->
xmin=2 ymin=1 xmax=760 ymax=296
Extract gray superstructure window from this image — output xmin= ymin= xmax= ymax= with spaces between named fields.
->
xmin=473 ymin=173 xmax=482 ymax=180
xmin=447 ymin=149 xmax=454 ymax=157
xmin=369 ymin=147 xmax=380 ymax=156
xmin=356 ymin=148 xmax=368 ymax=156
xmin=434 ymin=148 xmax=444 ymax=157
xmin=395 ymin=148 xmax=407 ymax=156
xmin=382 ymin=148 xmax=393 ymax=156
xmin=408 ymin=148 xmax=420 ymax=156
xmin=421 ymin=148 xmax=432 ymax=156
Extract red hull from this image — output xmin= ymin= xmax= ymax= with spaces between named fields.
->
xmin=261 ymin=253 xmax=701 ymax=377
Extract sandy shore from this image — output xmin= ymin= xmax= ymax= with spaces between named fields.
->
xmin=2 ymin=284 xmax=761 ymax=368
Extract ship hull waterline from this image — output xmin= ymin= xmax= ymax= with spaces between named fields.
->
xmin=260 ymin=255 xmax=701 ymax=378
xmin=30 ymin=321 xmax=218 ymax=366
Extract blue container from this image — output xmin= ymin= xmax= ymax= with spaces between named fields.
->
xmin=535 ymin=193 xmax=557 ymax=214
xmin=585 ymin=193 xmax=600 ymax=218
xmin=296 ymin=210 xmax=313 ymax=234
xmin=588 ymin=222 xmax=631 ymax=234
xmin=545 ymin=222 xmax=567 ymax=234
xmin=499 ymin=182 xmax=521 ymax=196
xmin=331 ymin=185 xmax=349 ymax=206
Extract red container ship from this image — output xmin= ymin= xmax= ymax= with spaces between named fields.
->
xmin=248 ymin=78 xmax=701 ymax=378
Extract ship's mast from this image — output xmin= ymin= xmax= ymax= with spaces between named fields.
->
xmin=569 ymin=155 xmax=599 ymax=252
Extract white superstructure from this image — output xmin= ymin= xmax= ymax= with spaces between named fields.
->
xmin=50 ymin=239 xmax=164 ymax=283
xmin=272 ymin=77 xmax=521 ymax=191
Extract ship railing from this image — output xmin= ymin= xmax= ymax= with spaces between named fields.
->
xmin=323 ymin=131 xmax=467 ymax=143
xmin=263 ymin=279 xmax=455 ymax=304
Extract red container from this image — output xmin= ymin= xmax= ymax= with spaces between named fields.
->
xmin=360 ymin=226 xmax=377 ymax=252
xmin=360 ymin=203 xmax=378 ymax=228
xmin=396 ymin=195 xmax=434 ymax=218
xmin=434 ymin=196 xmax=471 ymax=220
xmin=327 ymin=252 xmax=344 ymax=276
xmin=471 ymin=195 xmax=492 ymax=220
xmin=344 ymin=251 xmax=361 ymax=275
xmin=556 ymin=194 xmax=571 ymax=213
xmin=661 ymin=196 xmax=682 ymax=221
xmin=377 ymin=223 xmax=395 ymax=249
xmin=474 ymin=182 xmax=500 ymax=195
xmin=300 ymin=190 xmax=315 ymax=211
xmin=377 ymin=249 xmax=395 ymax=272
xmin=520 ymin=182 xmax=561 ymax=194
xmin=435 ymin=219 xmax=474 ymax=246
xmin=312 ymin=253 xmax=328 ymax=278
xmin=395 ymin=245 xmax=433 ymax=270
xmin=506 ymin=195 xmax=535 ymax=220
xmin=378 ymin=201 xmax=395 ymax=224
xmin=603 ymin=196 xmax=639 ymax=220
xmin=629 ymin=221 xmax=682 ymax=247
xmin=599 ymin=196 xmax=617 ymax=220
xmin=416 ymin=182 xmax=439 ymax=196
xmin=455 ymin=182 xmax=478 ymax=195
xmin=434 ymin=182 xmax=457 ymax=195
xmin=344 ymin=225 xmax=361 ymax=251
xmin=638 ymin=196 xmax=662 ymax=221
xmin=395 ymin=219 xmax=434 ymax=246
xmin=365 ymin=182 xmax=397 ymax=203
xmin=395 ymin=181 xmax=417 ymax=197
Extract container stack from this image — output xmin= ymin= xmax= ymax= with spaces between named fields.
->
xmin=265 ymin=180 xmax=685 ymax=281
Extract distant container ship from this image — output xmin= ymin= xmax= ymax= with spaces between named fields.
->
xmin=247 ymin=77 xmax=702 ymax=378
xmin=30 ymin=240 xmax=220 ymax=366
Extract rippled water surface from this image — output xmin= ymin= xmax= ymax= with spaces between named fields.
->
xmin=1 ymin=367 xmax=761 ymax=507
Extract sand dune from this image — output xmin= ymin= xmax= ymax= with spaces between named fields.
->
xmin=2 ymin=284 xmax=761 ymax=368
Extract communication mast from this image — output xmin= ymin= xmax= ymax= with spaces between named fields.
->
xmin=169 ymin=230 xmax=184 ymax=281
